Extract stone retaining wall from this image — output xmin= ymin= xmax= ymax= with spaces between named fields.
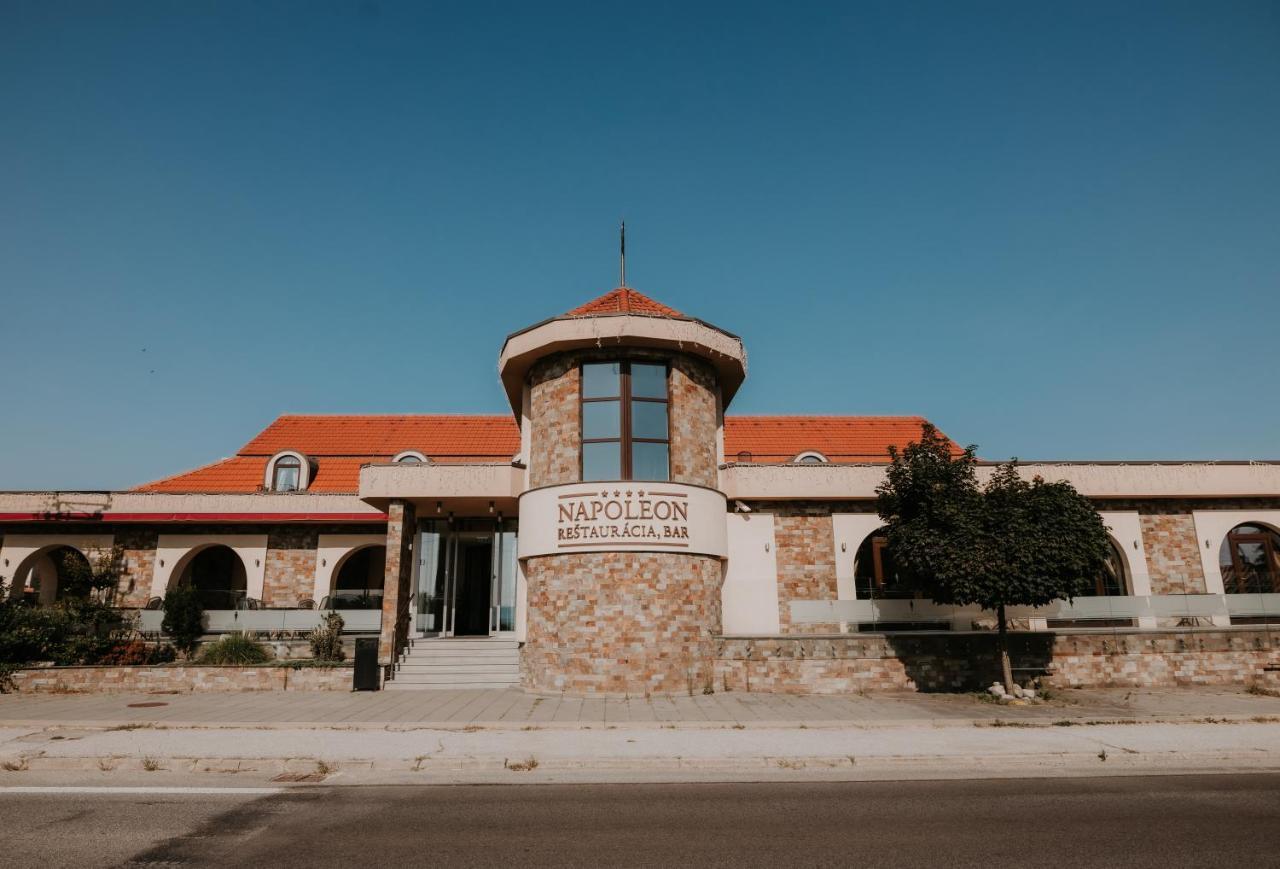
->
xmin=715 ymin=629 xmax=1280 ymax=694
xmin=10 ymin=665 xmax=354 ymax=694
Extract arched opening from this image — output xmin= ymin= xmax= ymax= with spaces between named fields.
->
xmin=329 ymin=545 xmax=386 ymax=609
xmin=851 ymin=528 xmax=946 ymax=631
xmin=1220 ymin=523 xmax=1280 ymax=594
xmin=1046 ymin=537 xmax=1132 ymax=628
xmin=10 ymin=546 xmax=93 ymax=605
xmin=1079 ymin=539 xmax=1129 ymax=597
xmin=853 ymin=528 xmax=913 ymax=600
xmin=176 ymin=545 xmax=248 ymax=610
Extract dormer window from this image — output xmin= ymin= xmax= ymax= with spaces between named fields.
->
xmin=265 ymin=451 xmax=311 ymax=492
xmin=272 ymin=456 xmax=301 ymax=491
xmin=393 ymin=450 xmax=428 ymax=465
xmin=794 ymin=451 xmax=829 ymax=464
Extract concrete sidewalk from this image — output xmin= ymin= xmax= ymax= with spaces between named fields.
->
xmin=2 ymin=687 xmax=1280 ymax=784
xmin=3 ymin=685 xmax=1280 ymax=730
xmin=2 ymin=717 xmax=1279 ymax=785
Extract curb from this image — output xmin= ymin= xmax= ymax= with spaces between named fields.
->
xmin=5 ymin=750 xmax=1280 ymax=780
xmin=1 ymin=713 xmax=1276 ymax=733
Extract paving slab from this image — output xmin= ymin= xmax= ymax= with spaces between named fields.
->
xmin=3 ymin=686 xmax=1280 ymax=731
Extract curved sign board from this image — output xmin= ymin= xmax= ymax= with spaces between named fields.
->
xmin=518 ymin=482 xmax=728 ymax=559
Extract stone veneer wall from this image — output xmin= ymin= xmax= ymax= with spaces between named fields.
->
xmin=666 ymin=356 xmax=719 ymax=488
xmin=114 ymin=528 xmax=158 ymax=608
xmin=528 ymin=354 xmax=581 ymax=487
xmin=523 ymin=552 xmax=724 ymax=695
xmin=11 ymin=665 xmax=353 ymax=693
xmin=774 ymin=509 xmax=838 ymax=634
xmin=740 ymin=502 xmax=875 ymax=635
xmin=526 ymin=349 xmax=720 ymax=488
xmin=1139 ymin=508 xmax=1207 ymax=595
xmin=715 ymin=629 xmax=1280 ymax=694
xmin=262 ymin=527 xmax=319 ymax=606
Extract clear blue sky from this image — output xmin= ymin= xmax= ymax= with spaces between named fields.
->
xmin=2 ymin=1 xmax=1278 ymax=490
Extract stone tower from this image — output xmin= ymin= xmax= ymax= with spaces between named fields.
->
xmin=498 ymin=288 xmax=747 ymax=694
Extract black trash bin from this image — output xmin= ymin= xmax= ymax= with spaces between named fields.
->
xmin=353 ymin=637 xmax=380 ymax=691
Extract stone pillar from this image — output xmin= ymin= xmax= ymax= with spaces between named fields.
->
xmin=378 ymin=500 xmax=416 ymax=667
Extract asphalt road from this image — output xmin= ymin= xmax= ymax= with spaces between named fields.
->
xmin=5 ymin=775 xmax=1280 ymax=868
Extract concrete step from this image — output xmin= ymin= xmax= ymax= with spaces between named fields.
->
xmin=390 ymin=672 xmax=521 ymax=686
xmin=384 ymin=680 xmax=521 ymax=691
xmin=402 ymin=648 xmax=521 ymax=660
xmin=396 ymin=662 xmax=519 ymax=675
xmin=401 ymin=658 xmax=520 ymax=668
xmin=407 ymin=639 xmax=519 ymax=650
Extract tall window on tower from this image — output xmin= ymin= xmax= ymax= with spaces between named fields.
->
xmin=580 ymin=361 xmax=670 ymax=481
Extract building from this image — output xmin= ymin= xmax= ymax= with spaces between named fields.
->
xmin=3 ymin=287 xmax=1280 ymax=694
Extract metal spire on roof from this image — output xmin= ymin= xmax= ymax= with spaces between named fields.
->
xmin=619 ymin=219 xmax=626 ymax=287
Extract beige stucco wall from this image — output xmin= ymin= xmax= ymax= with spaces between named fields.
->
xmin=313 ymin=533 xmax=386 ymax=603
xmin=721 ymin=512 xmax=780 ymax=635
xmin=149 ymin=534 xmax=269 ymax=601
xmin=0 ymin=533 xmax=115 ymax=600
xmin=1193 ymin=509 xmax=1280 ymax=596
xmin=721 ymin=462 xmax=1280 ymax=501
xmin=0 ymin=491 xmax=381 ymax=516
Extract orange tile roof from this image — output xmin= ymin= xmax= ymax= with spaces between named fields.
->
xmin=135 ymin=413 xmax=953 ymax=493
xmin=135 ymin=415 xmax=521 ymax=494
xmin=565 ymin=287 xmax=684 ymax=318
xmin=723 ymin=416 xmax=960 ymax=463
xmin=237 ymin=414 xmax=520 ymax=457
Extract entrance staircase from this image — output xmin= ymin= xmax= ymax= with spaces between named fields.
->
xmin=386 ymin=637 xmax=521 ymax=690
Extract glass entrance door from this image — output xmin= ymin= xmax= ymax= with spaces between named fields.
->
xmin=416 ymin=519 xmax=518 ymax=637
xmin=450 ymin=534 xmax=493 ymax=636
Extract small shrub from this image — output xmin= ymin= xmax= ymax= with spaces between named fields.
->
xmin=0 ymin=576 xmax=132 ymax=666
xmin=308 ymin=612 xmax=345 ymax=662
xmin=161 ymin=585 xmax=205 ymax=656
xmin=288 ymin=659 xmax=347 ymax=670
xmin=97 ymin=640 xmax=177 ymax=666
xmin=197 ymin=633 xmax=272 ymax=665
xmin=0 ymin=663 xmax=18 ymax=694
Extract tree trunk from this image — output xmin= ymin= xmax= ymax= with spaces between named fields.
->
xmin=996 ymin=603 xmax=1014 ymax=692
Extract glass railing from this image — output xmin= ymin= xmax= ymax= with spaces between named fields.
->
xmin=132 ymin=608 xmax=381 ymax=634
xmin=790 ymin=578 xmax=1280 ymax=633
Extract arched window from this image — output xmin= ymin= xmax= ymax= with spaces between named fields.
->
xmin=1220 ymin=523 xmax=1280 ymax=594
xmin=794 ymin=451 xmax=828 ymax=464
xmin=271 ymin=455 xmax=302 ymax=492
xmin=392 ymin=451 xmax=428 ymax=465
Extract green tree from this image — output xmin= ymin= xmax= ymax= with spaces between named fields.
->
xmin=161 ymin=584 xmax=205 ymax=657
xmin=876 ymin=425 xmax=1112 ymax=690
